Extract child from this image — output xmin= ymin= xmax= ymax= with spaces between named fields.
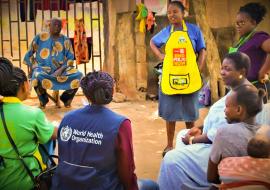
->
xmin=217 ymin=126 xmax=270 ymax=186
xmin=207 ymin=85 xmax=265 ymax=184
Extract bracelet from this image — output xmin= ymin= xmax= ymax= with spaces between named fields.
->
xmin=189 ymin=136 xmax=195 ymax=145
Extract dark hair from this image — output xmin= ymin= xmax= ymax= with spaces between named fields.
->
xmin=247 ymin=137 xmax=270 ymax=158
xmin=168 ymin=1 xmax=185 ymax=12
xmin=239 ymin=3 xmax=267 ymax=24
xmin=0 ymin=57 xmax=27 ymax=96
xmin=80 ymin=71 xmax=114 ymax=105
xmin=234 ymin=85 xmax=264 ymax=117
xmin=224 ymin=52 xmax=250 ymax=76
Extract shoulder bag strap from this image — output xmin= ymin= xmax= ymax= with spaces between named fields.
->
xmin=0 ymin=103 xmax=37 ymax=184
xmin=39 ymin=143 xmax=57 ymax=166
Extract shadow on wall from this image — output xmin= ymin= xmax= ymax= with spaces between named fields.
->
xmin=211 ymin=27 xmax=236 ymax=61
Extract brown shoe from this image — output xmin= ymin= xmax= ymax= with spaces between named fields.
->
xmin=52 ymin=91 xmax=61 ymax=108
xmin=64 ymin=99 xmax=72 ymax=108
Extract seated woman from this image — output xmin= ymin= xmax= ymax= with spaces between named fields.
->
xmin=217 ymin=125 xmax=270 ymax=188
xmin=158 ymin=52 xmax=252 ymax=190
xmin=24 ymin=18 xmax=83 ymax=108
xmin=51 ymin=71 xmax=159 ymax=190
xmin=0 ymin=57 xmax=58 ymax=190
xmin=207 ymin=85 xmax=264 ymax=184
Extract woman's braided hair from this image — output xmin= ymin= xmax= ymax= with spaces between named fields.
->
xmin=0 ymin=57 xmax=27 ymax=96
xmin=80 ymin=71 xmax=114 ymax=105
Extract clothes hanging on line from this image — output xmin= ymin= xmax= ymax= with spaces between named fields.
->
xmin=20 ymin=0 xmax=69 ymax=22
xmin=69 ymin=37 xmax=92 ymax=63
xmin=73 ymin=19 xmax=89 ymax=64
xmin=146 ymin=11 xmax=156 ymax=34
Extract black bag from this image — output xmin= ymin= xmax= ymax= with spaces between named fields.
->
xmin=0 ymin=103 xmax=58 ymax=190
xmin=35 ymin=144 xmax=58 ymax=190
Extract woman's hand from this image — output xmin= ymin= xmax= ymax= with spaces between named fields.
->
xmin=187 ymin=127 xmax=202 ymax=137
xmin=150 ymin=39 xmax=165 ymax=61
xmin=182 ymin=134 xmax=195 ymax=145
xmin=182 ymin=134 xmax=191 ymax=145
xmin=258 ymin=72 xmax=269 ymax=83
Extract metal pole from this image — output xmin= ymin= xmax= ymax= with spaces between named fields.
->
xmin=0 ymin=1 xmax=4 ymax=56
xmin=97 ymin=0 xmax=102 ymax=70
xmin=8 ymin=0 xmax=13 ymax=57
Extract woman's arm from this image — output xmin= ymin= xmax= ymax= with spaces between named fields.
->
xmin=182 ymin=133 xmax=211 ymax=145
xmin=259 ymin=39 xmax=270 ymax=82
xmin=150 ymin=39 xmax=165 ymax=61
xmin=207 ymin=159 xmax=220 ymax=184
xmin=50 ymin=127 xmax=58 ymax=140
xmin=116 ymin=120 xmax=138 ymax=190
xmin=197 ymin=48 xmax=207 ymax=72
xmin=207 ymin=129 xmax=226 ymax=184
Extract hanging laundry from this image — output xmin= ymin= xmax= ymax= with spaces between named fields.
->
xmin=20 ymin=0 xmax=69 ymax=22
xmin=73 ymin=19 xmax=89 ymax=65
xmin=69 ymin=37 xmax=92 ymax=61
xmin=35 ymin=0 xmax=68 ymax=11
xmin=135 ymin=3 xmax=148 ymax=33
xmin=20 ymin=0 xmax=34 ymax=22
xmin=146 ymin=11 xmax=156 ymax=34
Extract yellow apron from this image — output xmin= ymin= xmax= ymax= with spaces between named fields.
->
xmin=161 ymin=21 xmax=202 ymax=95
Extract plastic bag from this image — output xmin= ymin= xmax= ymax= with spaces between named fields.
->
xmin=198 ymin=81 xmax=211 ymax=106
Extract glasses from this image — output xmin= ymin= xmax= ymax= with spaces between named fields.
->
xmin=235 ymin=21 xmax=246 ymax=27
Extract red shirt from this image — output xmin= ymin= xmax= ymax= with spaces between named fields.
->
xmin=115 ymin=119 xmax=139 ymax=190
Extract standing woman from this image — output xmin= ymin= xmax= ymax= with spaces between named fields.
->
xmin=150 ymin=1 xmax=206 ymax=156
xmin=231 ymin=2 xmax=270 ymax=101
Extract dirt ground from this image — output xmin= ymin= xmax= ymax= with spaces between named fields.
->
xmin=24 ymin=95 xmax=209 ymax=181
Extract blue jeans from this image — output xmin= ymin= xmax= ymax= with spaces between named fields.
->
xmin=138 ymin=179 xmax=159 ymax=190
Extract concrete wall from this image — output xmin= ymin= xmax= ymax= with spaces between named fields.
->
xmin=206 ymin=0 xmax=270 ymax=33
xmin=103 ymin=0 xmax=148 ymax=100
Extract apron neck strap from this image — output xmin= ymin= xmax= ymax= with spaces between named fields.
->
xmin=170 ymin=20 xmax=187 ymax=33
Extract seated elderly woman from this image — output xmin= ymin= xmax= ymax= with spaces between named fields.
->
xmin=216 ymin=125 xmax=270 ymax=189
xmin=23 ymin=18 xmax=82 ymax=108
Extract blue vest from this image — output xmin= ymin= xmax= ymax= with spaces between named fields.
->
xmin=52 ymin=105 xmax=126 ymax=190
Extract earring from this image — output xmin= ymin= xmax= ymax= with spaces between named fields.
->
xmin=239 ymin=75 xmax=243 ymax=79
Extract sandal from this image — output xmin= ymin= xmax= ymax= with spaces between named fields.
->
xmin=162 ymin=146 xmax=173 ymax=157
xmin=64 ymin=99 xmax=72 ymax=108
xmin=39 ymin=104 xmax=46 ymax=109
xmin=39 ymin=99 xmax=49 ymax=109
